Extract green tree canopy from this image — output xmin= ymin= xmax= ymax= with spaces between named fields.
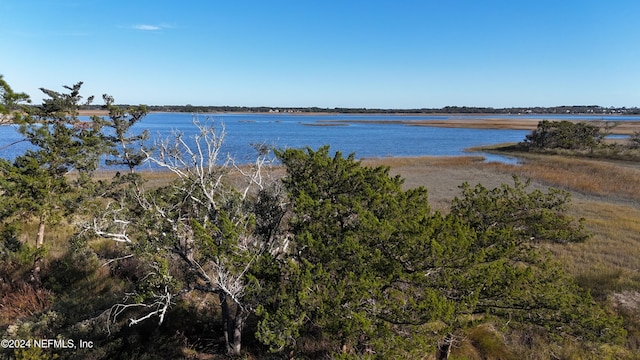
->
xmin=101 ymin=94 xmax=149 ymax=174
xmin=255 ymin=146 xmax=623 ymax=358
xmin=522 ymin=120 xmax=604 ymax=151
xmin=0 ymin=82 xmax=109 ymax=249
xmin=0 ymin=74 xmax=31 ymax=123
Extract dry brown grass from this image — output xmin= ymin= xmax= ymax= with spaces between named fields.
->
xmin=0 ymin=282 xmax=53 ymax=325
xmin=482 ymin=156 xmax=640 ymax=203
xmin=362 ymin=155 xmax=486 ymax=168
xmin=547 ymin=200 xmax=640 ymax=295
xmin=362 ymin=156 xmax=538 ymax=211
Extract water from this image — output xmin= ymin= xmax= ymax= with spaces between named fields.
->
xmin=0 ymin=113 xmax=608 ymax=166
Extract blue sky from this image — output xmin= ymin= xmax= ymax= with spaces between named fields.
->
xmin=1 ymin=1 xmax=639 ymax=108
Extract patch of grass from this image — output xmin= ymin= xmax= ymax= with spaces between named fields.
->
xmin=15 ymin=220 xmax=75 ymax=251
xmin=465 ymin=142 xmax=521 ymax=152
xmin=455 ymin=324 xmax=516 ymax=360
xmin=362 ymin=155 xmax=486 ymax=168
xmin=575 ymin=269 xmax=640 ymax=302
xmin=482 ymin=155 xmax=640 ymax=202
xmin=545 ymin=200 xmax=640 ymax=297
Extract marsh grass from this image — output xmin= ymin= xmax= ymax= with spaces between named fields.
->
xmin=483 ymin=156 xmax=640 ymax=202
xmin=455 ymin=324 xmax=516 ymax=360
xmin=470 ymin=154 xmax=640 ymax=298
xmin=362 ymin=156 xmax=524 ymax=211
xmin=548 ymin=200 xmax=640 ymax=295
xmin=362 ymin=155 xmax=486 ymax=168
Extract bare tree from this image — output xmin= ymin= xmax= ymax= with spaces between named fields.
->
xmin=89 ymin=116 xmax=288 ymax=355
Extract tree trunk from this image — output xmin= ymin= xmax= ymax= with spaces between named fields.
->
xmin=30 ymin=256 xmax=42 ymax=285
xmin=219 ymin=292 xmax=247 ymax=356
xmin=436 ymin=334 xmax=454 ymax=360
xmin=231 ymin=303 xmax=247 ymax=355
xmin=36 ymin=219 xmax=45 ymax=248
xmin=30 ymin=219 xmax=45 ymax=285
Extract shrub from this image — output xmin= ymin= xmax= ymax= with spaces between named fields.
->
xmin=630 ymin=130 xmax=640 ymax=149
xmin=522 ymin=120 xmax=603 ymax=151
xmin=0 ymin=282 xmax=53 ymax=325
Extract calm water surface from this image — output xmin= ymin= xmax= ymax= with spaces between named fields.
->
xmin=3 ymin=113 xmax=632 ymax=166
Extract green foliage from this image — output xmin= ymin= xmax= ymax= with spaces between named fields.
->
xmin=26 ymin=83 xmax=110 ymax=174
xmin=517 ymin=120 xmax=640 ymax=161
xmin=1 ymin=222 xmax=22 ymax=254
xmin=262 ymin=146 xmax=446 ymax=352
xmin=257 ymin=146 xmax=624 ymax=357
xmin=0 ymin=82 xmax=110 ymax=247
xmin=522 ymin=120 xmax=604 ymax=151
xmin=102 ymin=94 xmax=150 ymax=173
xmin=450 ymin=176 xmax=589 ymax=244
xmin=0 ymin=74 xmax=31 ymax=122
xmin=630 ymin=130 xmax=640 ymax=149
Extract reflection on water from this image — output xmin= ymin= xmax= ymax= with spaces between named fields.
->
xmin=470 ymin=152 xmax=521 ymax=165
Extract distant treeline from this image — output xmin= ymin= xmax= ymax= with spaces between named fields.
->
xmin=78 ymin=104 xmax=640 ymax=115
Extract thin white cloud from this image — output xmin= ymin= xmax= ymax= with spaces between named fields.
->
xmin=132 ymin=24 xmax=163 ymax=31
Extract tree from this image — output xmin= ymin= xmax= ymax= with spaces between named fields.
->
xmin=0 ymin=82 xmax=109 ymax=249
xmin=257 ymin=146 xmax=623 ymax=358
xmin=0 ymin=74 xmax=30 ymax=124
xmin=450 ymin=176 xmax=588 ymax=244
xmin=630 ymin=130 xmax=640 ymax=149
xmin=102 ymin=94 xmax=149 ymax=174
xmin=258 ymin=146 xmax=438 ymax=353
xmin=522 ymin=120 xmax=603 ymax=151
xmin=89 ymin=118 xmax=287 ymax=355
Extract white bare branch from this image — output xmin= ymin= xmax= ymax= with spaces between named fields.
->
xmin=127 ymin=286 xmax=173 ymax=326
xmin=214 ymin=262 xmax=246 ymax=306
xmin=96 ymin=116 xmax=286 ymax=354
xmin=108 ymin=286 xmax=174 ymax=330
xmin=90 ymin=203 xmax=133 ymax=243
xmin=92 ymin=222 xmax=132 ymax=243
xmin=102 ymin=254 xmax=134 ymax=267
xmin=143 ymin=116 xmax=232 ymax=212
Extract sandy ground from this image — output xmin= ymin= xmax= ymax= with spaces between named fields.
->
xmin=397 ymin=165 xmax=518 ymax=210
xmin=361 ymin=157 xmax=542 ymax=211
xmin=78 ymin=109 xmax=109 ymax=116
xmin=362 ymin=154 xmax=640 ymax=211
